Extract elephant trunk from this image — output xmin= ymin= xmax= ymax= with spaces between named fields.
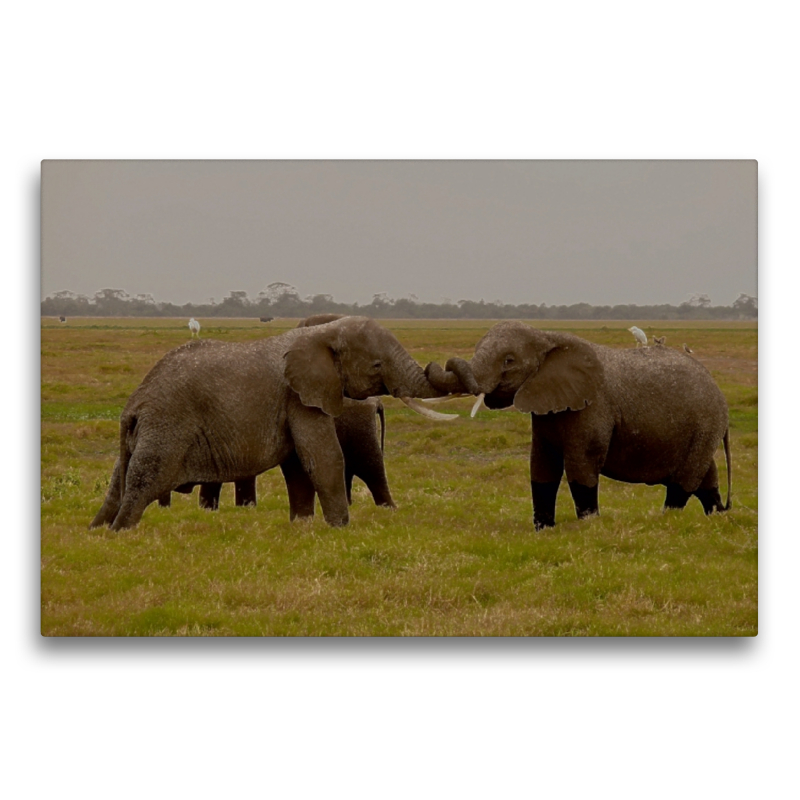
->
xmin=442 ymin=357 xmax=481 ymax=395
xmin=385 ymin=341 xmax=452 ymax=400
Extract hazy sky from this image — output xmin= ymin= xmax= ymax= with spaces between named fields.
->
xmin=41 ymin=160 xmax=757 ymax=307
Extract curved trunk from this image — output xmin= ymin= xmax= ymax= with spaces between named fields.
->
xmin=442 ymin=357 xmax=481 ymax=395
xmin=384 ymin=341 xmax=452 ymax=399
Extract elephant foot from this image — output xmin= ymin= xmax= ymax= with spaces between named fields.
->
xmin=694 ymin=487 xmax=727 ymax=514
xmin=531 ymin=480 xmax=561 ymax=530
xmin=568 ymin=481 xmax=599 ymax=520
xmin=664 ymin=482 xmax=691 ymax=510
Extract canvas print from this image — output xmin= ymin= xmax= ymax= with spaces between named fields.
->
xmin=40 ymin=160 xmax=758 ymax=636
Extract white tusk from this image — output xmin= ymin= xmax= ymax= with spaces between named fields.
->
xmin=418 ymin=393 xmax=472 ymax=404
xmin=470 ymin=393 xmax=486 ymax=418
xmin=400 ymin=396 xmax=459 ymax=421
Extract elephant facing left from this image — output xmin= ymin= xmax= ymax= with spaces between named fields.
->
xmin=90 ymin=316 xmax=448 ymax=531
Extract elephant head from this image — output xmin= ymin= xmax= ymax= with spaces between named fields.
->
xmin=426 ymin=321 xmax=604 ymax=415
xmin=284 ymin=316 xmax=454 ymax=418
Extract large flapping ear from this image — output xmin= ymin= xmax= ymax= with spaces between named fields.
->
xmin=514 ymin=335 xmax=603 ymax=415
xmin=283 ymin=329 xmax=344 ymax=417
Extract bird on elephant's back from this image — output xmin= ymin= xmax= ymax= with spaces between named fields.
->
xmin=425 ymin=320 xmax=731 ymax=530
xmin=91 ymin=316 xmax=454 ymax=531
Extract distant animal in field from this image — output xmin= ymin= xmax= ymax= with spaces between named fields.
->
xmin=188 ymin=318 xmax=200 ymax=337
xmin=59 ymin=316 xmax=66 ymax=323
xmin=259 ymin=316 xmax=273 ymax=323
xmin=683 ymin=343 xmax=694 ymax=354
xmin=653 ymin=336 xmax=666 ymax=345
xmin=628 ymin=326 xmax=647 ymax=346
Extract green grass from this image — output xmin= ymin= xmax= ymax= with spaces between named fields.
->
xmin=41 ymin=317 xmax=758 ymax=636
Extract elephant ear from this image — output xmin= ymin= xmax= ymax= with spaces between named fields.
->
xmin=514 ymin=336 xmax=603 ymax=415
xmin=283 ymin=330 xmax=344 ymax=417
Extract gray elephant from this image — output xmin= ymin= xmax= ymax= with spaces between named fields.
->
xmin=425 ymin=321 xmax=731 ymax=529
xmin=91 ymin=316 xmax=447 ymax=531
xmin=167 ymin=397 xmax=394 ymax=516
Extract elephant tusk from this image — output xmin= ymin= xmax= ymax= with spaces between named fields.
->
xmin=470 ymin=393 xmax=486 ymax=418
xmin=418 ymin=393 xmax=472 ymax=404
xmin=400 ymin=396 xmax=459 ymax=421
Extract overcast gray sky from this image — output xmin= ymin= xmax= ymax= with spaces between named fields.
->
xmin=41 ymin=160 xmax=757 ymax=307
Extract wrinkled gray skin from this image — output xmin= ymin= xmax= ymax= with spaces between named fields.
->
xmin=166 ymin=397 xmax=394 ymax=515
xmin=91 ymin=317 xmax=444 ymax=530
xmin=425 ymin=321 xmax=731 ymax=530
xmin=163 ymin=314 xmax=394 ymax=516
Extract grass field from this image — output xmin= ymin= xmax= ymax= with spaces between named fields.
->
xmin=40 ymin=317 xmax=758 ymax=636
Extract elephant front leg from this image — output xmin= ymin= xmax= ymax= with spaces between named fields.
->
xmin=288 ymin=401 xmax=349 ymax=527
xmin=199 ymin=482 xmax=222 ymax=510
xmin=567 ymin=481 xmax=599 ymax=520
xmin=530 ymin=432 xmax=564 ymax=530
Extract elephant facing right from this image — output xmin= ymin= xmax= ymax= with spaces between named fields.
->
xmin=425 ymin=321 xmax=732 ymax=530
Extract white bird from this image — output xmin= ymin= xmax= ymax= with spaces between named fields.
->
xmin=188 ymin=318 xmax=200 ymax=337
xmin=628 ymin=326 xmax=647 ymax=347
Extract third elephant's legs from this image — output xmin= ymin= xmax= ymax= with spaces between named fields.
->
xmin=280 ymin=450 xmax=317 ymax=520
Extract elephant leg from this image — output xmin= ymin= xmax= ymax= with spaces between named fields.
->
xmin=234 ymin=477 xmax=257 ymax=507
xmin=664 ymin=482 xmax=692 ymax=510
xmin=109 ymin=453 xmax=174 ymax=531
xmin=530 ymin=431 xmax=564 ymax=530
xmin=693 ymin=461 xmax=726 ymax=514
xmin=157 ymin=492 xmax=172 ymax=508
xmin=531 ymin=481 xmax=562 ymax=530
xmin=345 ymin=450 xmax=395 ymax=509
xmin=289 ymin=401 xmax=349 ymax=527
xmin=89 ymin=458 xmax=122 ymax=529
xmin=568 ymin=481 xmax=599 ymax=520
xmin=199 ymin=482 xmax=221 ymax=510
xmin=280 ymin=450 xmax=316 ymax=520
xmin=344 ymin=468 xmax=354 ymax=505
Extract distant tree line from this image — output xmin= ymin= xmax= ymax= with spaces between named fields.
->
xmin=41 ymin=284 xmax=758 ymax=320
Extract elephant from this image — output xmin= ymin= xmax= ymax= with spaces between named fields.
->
xmin=91 ymin=316 xmax=449 ymax=531
xmin=296 ymin=313 xmax=345 ymax=327
xmin=161 ymin=396 xmax=395 ymax=516
xmin=425 ymin=321 xmax=732 ymax=530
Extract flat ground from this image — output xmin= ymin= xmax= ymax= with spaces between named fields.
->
xmin=41 ymin=317 xmax=757 ymax=636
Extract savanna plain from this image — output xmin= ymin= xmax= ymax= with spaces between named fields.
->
xmin=41 ymin=318 xmax=758 ymax=636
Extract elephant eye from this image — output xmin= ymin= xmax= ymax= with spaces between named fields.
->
xmin=372 ymin=360 xmax=382 ymax=371
xmin=503 ymin=355 xmax=515 ymax=368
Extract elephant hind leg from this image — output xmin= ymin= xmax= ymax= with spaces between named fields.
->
xmin=280 ymin=450 xmax=316 ymax=520
xmin=109 ymin=452 xmax=175 ymax=531
xmin=693 ymin=461 xmax=726 ymax=514
xmin=664 ymin=482 xmax=692 ymax=510
xmin=89 ymin=459 xmax=122 ymax=529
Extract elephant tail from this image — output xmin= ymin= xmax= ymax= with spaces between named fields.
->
xmin=723 ymin=427 xmax=732 ymax=510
